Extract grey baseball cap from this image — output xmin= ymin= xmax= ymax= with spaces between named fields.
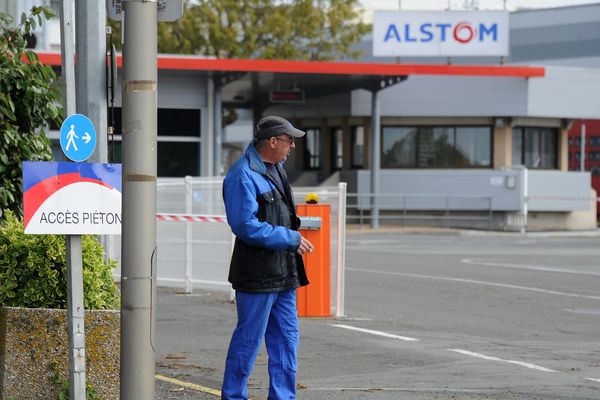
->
xmin=255 ymin=116 xmax=306 ymax=140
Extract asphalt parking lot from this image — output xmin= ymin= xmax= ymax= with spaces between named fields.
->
xmin=155 ymin=229 xmax=600 ymax=399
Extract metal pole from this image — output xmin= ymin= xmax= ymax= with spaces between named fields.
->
xmin=60 ymin=1 xmax=86 ymax=399
xmin=185 ymin=176 xmax=193 ymax=294
xmin=580 ymin=123 xmax=586 ymax=172
xmin=76 ymin=0 xmax=110 ymax=280
xmin=229 ymin=232 xmax=236 ymax=303
xmin=521 ymin=167 xmax=528 ymax=235
xmin=120 ymin=1 xmax=158 ymax=399
xmin=213 ymin=79 xmax=223 ymax=176
xmin=75 ymin=0 xmax=107 ymax=163
xmin=370 ymin=89 xmax=381 ymax=229
xmin=336 ymin=182 xmax=347 ymax=317
xmin=203 ymin=78 xmax=215 ymax=176
xmin=66 ymin=235 xmax=86 ymax=400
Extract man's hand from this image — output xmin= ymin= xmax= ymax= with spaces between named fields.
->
xmin=297 ymin=235 xmax=315 ymax=256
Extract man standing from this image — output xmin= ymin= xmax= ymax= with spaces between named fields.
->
xmin=221 ymin=116 xmax=314 ymax=400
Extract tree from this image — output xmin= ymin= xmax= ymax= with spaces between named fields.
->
xmin=111 ymin=0 xmax=370 ymax=61
xmin=0 ymin=7 xmax=62 ymax=220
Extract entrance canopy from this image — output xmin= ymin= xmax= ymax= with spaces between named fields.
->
xmin=158 ymin=57 xmax=545 ymax=110
xmin=38 ymin=52 xmax=545 ymax=227
xmin=38 ymin=52 xmax=544 ymax=107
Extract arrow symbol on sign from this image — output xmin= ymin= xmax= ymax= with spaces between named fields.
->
xmin=82 ymin=132 xmax=91 ymax=144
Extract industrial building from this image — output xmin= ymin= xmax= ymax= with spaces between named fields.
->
xmin=6 ymin=1 xmax=600 ymax=230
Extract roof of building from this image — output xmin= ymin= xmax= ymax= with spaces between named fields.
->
xmin=36 ymin=51 xmax=545 ymax=78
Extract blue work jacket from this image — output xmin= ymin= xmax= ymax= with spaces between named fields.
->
xmin=223 ymin=142 xmax=309 ymax=292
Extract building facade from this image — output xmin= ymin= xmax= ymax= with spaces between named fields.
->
xmin=6 ymin=1 xmax=600 ymax=229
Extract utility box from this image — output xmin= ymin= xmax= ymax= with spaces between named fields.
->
xmin=296 ymin=204 xmax=331 ymax=317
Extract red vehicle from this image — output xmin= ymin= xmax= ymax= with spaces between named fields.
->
xmin=568 ymin=119 xmax=600 ymax=216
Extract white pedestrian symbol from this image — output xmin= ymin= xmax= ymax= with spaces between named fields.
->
xmin=66 ymin=124 xmax=79 ymax=151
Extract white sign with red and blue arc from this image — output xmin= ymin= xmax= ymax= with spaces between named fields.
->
xmin=23 ymin=161 xmax=122 ymax=235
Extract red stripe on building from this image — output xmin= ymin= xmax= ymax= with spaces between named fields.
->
xmin=36 ymin=52 xmax=545 ymax=78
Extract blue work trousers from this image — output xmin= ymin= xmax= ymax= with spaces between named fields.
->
xmin=221 ymin=289 xmax=299 ymax=400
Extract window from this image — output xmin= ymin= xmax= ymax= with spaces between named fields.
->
xmin=158 ymin=109 xmax=201 ymax=137
xmin=304 ymin=128 xmax=320 ymax=169
xmin=111 ymin=107 xmax=201 ymax=176
xmin=158 ymin=142 xmax=200 ymax=177
xmin=50 ymin=139 xmax=62 ymax=161
xmin=382 ymin=126 xmax=491 ymax=168
xmin=108 ymin=140 xmax=121 ymax=164
xmin=114 ymin=108 xmax=200 ymax=137
xmin=351 ymin=126 xmax=364 ymax=168
xmin=512 ymin=127 xmax=558 ymax=169
xmin=418 ymin=127 xmax=454 ymax=167
xmin=512 ymin=129 xmax=523 ymax=165
xmin=382 ymin=127 xmax=417 ymax=167
xmin=331 ymin=127 xmax=343 ymax=170
xmin=455 ymin=127 xmax=492 ymax=167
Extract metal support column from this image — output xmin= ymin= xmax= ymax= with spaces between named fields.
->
xmin=60 ymin=1 xmax=86 ymax=398
xmin=75 ymin=0 xmax=107 ymax=163
xmin=65 ymin=235 xmax=86 ymax=400
xmin=213 ymin=79 xmax=222 ymax=176
xmin=336 ymin=182 xmax=347 ymax=317
xmin=120 ymin=1 xmax=158 ymax=399
xmin=370 ymin=89 xmax=381 ymax=229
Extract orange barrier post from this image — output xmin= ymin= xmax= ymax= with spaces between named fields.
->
xmin=296 ymin=203 xmax=331 ymax=317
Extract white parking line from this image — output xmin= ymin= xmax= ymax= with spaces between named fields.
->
xmin=347 ymin=267 xmax=600 ymax=301
xmin=585 ymin=377 xmax=600 ymax=383
xmin=306 ymin=387 xmax=486 ymax=393
xmin=462 ymin=258 xmax=600 ymax=277
xmin=449 ymin=349 xmax=558 ymax=373
xmin=331 ymin=324 xmax=420 ymax=342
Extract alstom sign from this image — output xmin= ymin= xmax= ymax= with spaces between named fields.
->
xmin=373 ymin=11 xmax=509 ymax=57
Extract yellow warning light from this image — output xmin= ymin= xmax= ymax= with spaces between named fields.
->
xmin=305 ymin=192 xmax=319 ymax=204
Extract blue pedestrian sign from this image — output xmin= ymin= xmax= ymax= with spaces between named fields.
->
xmin=59 ymin=114 xmax=97 ymax=162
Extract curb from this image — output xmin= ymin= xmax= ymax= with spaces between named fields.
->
xmin=346 ymin=225 xmax=600 ymax=238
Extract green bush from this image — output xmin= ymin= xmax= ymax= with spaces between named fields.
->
xmin=0 ymin=6 xmax=62 ymax=220
xmin=0 ymin=210 xmax=120 ymax=309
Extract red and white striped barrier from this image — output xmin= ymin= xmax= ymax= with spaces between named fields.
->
xmin=527 ymin=196 xmax=600 ymax=201
xmin=156 ymin=213 xmax=227 ymax=223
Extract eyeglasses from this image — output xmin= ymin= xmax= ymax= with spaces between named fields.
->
xmin=274 ymin=136 xmax=294 ymax=145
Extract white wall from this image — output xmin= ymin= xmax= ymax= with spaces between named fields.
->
xmin=527 ymin=67 xmax=600 ymax=119
xmin=112 ymin=70 xmax=208 ymax=109
xmin=351 ymin=75 xmax=529 ymax=117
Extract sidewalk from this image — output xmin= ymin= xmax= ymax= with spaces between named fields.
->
xmin=154 ymin=288 xmax=234 ymax=399
xmin=156 ymin=376 xmax=218 ymax=399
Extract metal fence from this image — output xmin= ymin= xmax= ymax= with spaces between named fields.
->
xmin=109 ymin=178 xmax=348 ymax=317
xmin=107 ymin=173 xmax=597 ymax=316
xmin=347 ymin=193 xmax=495 ymax=230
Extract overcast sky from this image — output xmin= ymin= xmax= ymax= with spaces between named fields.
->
xmin=359 ymin=0 xmax=600 ymax=20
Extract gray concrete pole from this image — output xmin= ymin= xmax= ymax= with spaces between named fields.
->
xmin=60 ymin=1 xmax=86 ymax=398
xmin=370 ymin=89 xmax=381 ymax=229
xmin=75 ymin=0 xmax=107 ymax=163
xmin=213 ymin=79 xmax=222 ymax=176
xmin=120 ymin=1 xmax=158 ymax=399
